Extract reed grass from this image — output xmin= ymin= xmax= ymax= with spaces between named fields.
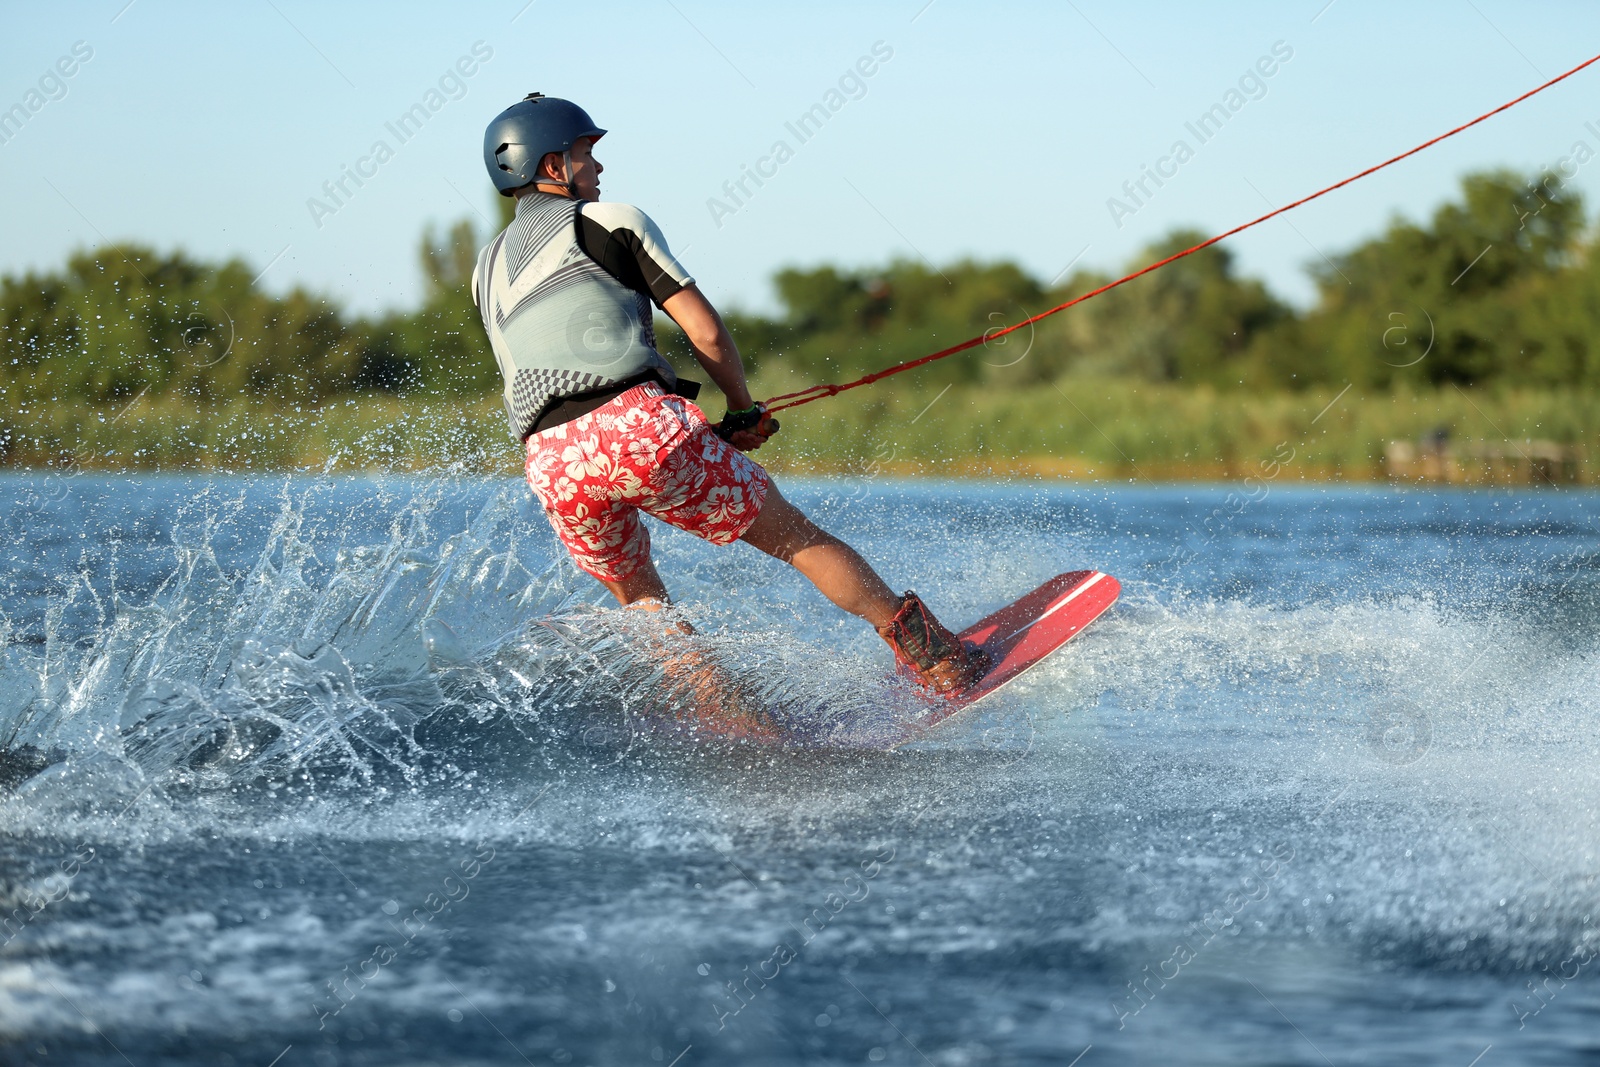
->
xmin=5 ymin=379 xmax=1597 ymax=483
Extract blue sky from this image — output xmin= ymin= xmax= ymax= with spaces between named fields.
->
xmin=3 ymin=1 xmax=1599 ymax=318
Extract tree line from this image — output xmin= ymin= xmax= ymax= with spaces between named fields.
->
xmin=3 ymin=168 xmax=1596 ymax=413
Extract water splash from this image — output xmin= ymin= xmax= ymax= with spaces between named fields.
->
xmin=0 ymin=476 xmax=927 ymax=829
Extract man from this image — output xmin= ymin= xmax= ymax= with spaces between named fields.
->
xmin=472 ymin=93 xmax=984 ymax=697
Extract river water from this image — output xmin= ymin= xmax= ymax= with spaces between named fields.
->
xmin=1 ymin=473 xmax=1596 ymax=1066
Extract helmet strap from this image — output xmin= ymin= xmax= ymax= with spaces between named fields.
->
xmin=559 ymin=149 xmax=576 ymax=197
xmin=532 ymin=148 xmax=577 ymax=197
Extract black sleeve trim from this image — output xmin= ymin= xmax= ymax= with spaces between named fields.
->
xmin=575 ymin=209 xmax=689 ymax=308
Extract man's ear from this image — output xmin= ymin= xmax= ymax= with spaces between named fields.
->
xmin=537 ymin=151 xmax=564 ymax=181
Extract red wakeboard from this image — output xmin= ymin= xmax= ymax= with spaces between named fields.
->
xmin=903 ymin=570 xmax=1120 ymax=739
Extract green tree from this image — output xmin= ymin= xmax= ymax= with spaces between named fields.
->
xmin=1035 ymin=231 xmax=1289 ymax=386
xmin=5 ymin=167 xmax=1598 ymax=421
xmin=1294 ymin=168 xmax=1588 ymax=387
xmin=758 ymin=258 xmax=1048 ymax=387
xmin=376 ymin=218 xmax=498 ymax=395
xmin=0 ymin=245 xmax=367 ymax=406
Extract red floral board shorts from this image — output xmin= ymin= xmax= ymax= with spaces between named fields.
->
xmin=524 ymin=383 xmax=771 ymax=582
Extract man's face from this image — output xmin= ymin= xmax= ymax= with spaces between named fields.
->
xmin=563 ymin=136 xmax=603 ymax=201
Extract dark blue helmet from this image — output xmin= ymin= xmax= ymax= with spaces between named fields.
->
xmin=483 ymin=92 xmax=606 ymax=197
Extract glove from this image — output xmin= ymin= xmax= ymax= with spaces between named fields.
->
xmin=714 ymin=402 xmax=780 ymax=449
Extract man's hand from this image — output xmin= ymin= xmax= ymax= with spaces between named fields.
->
xmin=715 ymin=402 xmax=780 ymax=452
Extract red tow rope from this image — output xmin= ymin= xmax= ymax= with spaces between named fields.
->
xmin=762 ymin=52 xmax=1600 ymax=415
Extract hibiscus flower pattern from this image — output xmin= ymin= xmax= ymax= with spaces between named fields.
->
xmin=523 ymin=383 xmax=769 ymax=582
xmin=699 ymin=484 xmax=746 ymax=527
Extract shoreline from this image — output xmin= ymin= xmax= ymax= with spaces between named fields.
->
xmin=3 ymin=383 xmax=1595 ymax=487
xmin=3 ymin=454 xmax=1585 ymax=488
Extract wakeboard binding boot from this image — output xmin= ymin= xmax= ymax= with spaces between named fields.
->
xmin=877 ymin=591 xmax=989 ymax=696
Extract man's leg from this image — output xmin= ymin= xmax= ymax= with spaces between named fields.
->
xmin=598 ymin=554 xmax=700 ymax=635
xmin=738 ymin=484 xmax=901 ymax=629
xmin=596 ymin=555 xmax=779 ymax=737
xmin=739 ymin=482 xmax=986 ymax=693
xmin=599 ymin=562 xmax=673 ymax=611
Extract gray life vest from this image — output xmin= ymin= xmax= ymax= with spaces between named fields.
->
xmin=472 ymin=193 xmax=693 ymax=439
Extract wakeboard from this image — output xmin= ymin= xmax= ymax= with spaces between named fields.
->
xmin=897 ymin=570 xmax=1120 ymax=743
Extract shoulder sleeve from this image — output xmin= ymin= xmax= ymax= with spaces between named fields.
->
xmin=575 ymin=202 xmax=696 ymax=307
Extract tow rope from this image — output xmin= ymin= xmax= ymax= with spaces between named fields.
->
xmin=761 ymin=51 xmax=1600 ymax=415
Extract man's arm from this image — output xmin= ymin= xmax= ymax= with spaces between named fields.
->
xmin=662 ymin=285 xmax=766 ymax=449
xmin=575 ymin=203 xmax=768 ymax=447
